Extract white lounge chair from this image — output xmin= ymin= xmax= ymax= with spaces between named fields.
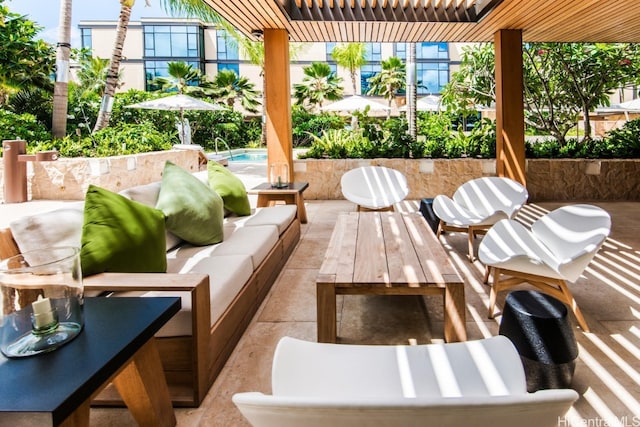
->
xmin=340 ymin=166 xmax=409 ymax=211
xmin=233 ymin=336 xmax=578 ymax=427
xmin=478 ymin=204 xmax=611 ymax=332
xmin=433 ymin=176 xmax=528 ymax=261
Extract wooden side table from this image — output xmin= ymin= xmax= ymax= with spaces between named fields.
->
xmin=0 ymin=297 xmax=180 ymax=427
xmin=248 ymin=182 xmax=309 ymax=224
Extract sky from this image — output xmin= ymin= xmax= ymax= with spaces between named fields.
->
xmin=7 ymin=0 xmax=172 ymax=47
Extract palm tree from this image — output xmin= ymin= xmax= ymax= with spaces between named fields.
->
xmin=51 ymin=0 xmax=72 ymax=138
xmin=76 ymin=55 xmax=121 ymax=98
xmin=93 ymin=0 xmax=222 ymax=132
xmin=331 ymin=43 xmax=367 ymax=95
xmin=150 ymin=61 xmax=201 ymax=94
xmin=366 ymin=56 xmax=406 ymax=118
xmin=205 ymin=69 xmax=260 ymax=113
xmin=294 ymin=62 xmax=344 ymax=112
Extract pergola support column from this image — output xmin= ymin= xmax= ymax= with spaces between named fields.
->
xmin=494 ymin=29 xmax=526 ymax=185
xmin=263 ymin=29 xmax=293 ymax=181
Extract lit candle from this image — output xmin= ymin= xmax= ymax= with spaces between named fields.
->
xmin=32 ymin=297 xmax=56 ymax=329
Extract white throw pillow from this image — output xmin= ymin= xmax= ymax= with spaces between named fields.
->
xmin=10 ymin=206 xmax=84 ymax=254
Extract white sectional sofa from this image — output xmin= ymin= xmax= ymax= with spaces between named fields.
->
xmin=0 ymin=171 xmax=301 ymax=407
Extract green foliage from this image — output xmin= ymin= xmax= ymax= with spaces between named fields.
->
xmin=294 ymin=62 xmax=344 ymax=111
xmin=601 ymin=117 xmax=640 ymax=158
xmin=204 ymin=68 xmax=260 ymax=113
xmin=0 ymin=109 xmax=50 ymax=142
xmin=32 ymin=122 xmax=173 ymax=157
xmin=7 ymin=88 xmax=53 ymax=130
xmin=0 ymin=1 xmax=55 ymax=102
xmin=366 ymin=56 xmax=406 ymax=111
xmin=292 ymin=105 xmax=345 ymax=147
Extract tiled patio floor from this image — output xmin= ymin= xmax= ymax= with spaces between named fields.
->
xmin=87 ymin=198 xmax=640 ymax=427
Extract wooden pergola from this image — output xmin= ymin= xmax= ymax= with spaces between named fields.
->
xmin=202 ymin=0 xmax=640 ymax=185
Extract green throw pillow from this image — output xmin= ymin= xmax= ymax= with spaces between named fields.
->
xmin=156 ymin=161 xmax=225 ymax=245
xmin=81 ymin=185 xmax=167 ymax=277
xmin=207 ymin=161 xmax=251 ymax=216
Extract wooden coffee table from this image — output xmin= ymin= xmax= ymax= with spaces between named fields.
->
xmin=248 ymin=182 xmax=309 ymax=224
xmin=317 ymin=211 xmax=467 ymax=343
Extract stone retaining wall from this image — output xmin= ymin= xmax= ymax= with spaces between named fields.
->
xmin=293 ymin=158 xmax=640 ymax=201
xmin=0 ymin=150 xmax=201 ymax=202
xmin=2 ymin=152 xmax=638 ymax=202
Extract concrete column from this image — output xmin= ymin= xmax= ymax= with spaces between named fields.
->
xmin=494 ymin=29 xmax=526 ymax=185
xmin=264 ymin=29 xmax=293 ymax=181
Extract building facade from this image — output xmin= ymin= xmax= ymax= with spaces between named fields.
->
xmin=79 ymin=18 xmax=465 ymax=100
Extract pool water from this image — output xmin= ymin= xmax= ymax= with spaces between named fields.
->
xmin=228 ymin=152 xmax=267 ymax=162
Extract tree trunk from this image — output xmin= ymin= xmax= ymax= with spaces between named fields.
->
xmin=406 ymin=42 xmax=417 ymax=138
xmin=93 ymin=1 xmax=134 ymax=133
xmin=582 ymin=105 xmax=592 ymax=141
xmin=51 ymin=0 xmax=72 ymax=139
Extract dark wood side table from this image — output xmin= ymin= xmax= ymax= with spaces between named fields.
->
xmin=0 ymin=297 xmax=181 ymax=427
xmin=248 ymin=182 xmax=309 ymax=224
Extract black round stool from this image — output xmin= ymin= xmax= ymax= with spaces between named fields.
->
xmin=499 ymin=290 xmax=578 ymax=392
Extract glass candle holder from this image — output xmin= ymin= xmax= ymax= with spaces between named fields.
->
xmin=269 ymin=162 xmax=289 ymax=188
xmin=0 ymin=247 xmax=83 ymax=358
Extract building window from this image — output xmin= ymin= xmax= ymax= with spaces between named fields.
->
xmin=360 ymin=64 xmax=381 ymax=95
xmin=364 ymin=43 xmax=381 ymax=62
xmin=417 ymin=42 xmax=448 ymax=59
xmin=143 ymin=24 xmax=203 ymax=91
xmin=394 ymin=43 xmax=407 ymax=60
xmin=416 ymin=62 xmax=449 ymax=95
xmin=326 ymin=42 xmax=336 ymax=61
xmin=80 ymin=28 xmax=92 ymax=51
xmin=217 ymin=30 xmax=239 ymax=60
xmin=145 ymin=60 xmax=202 ymax=91
xmin=144 ymin=25 xmax=200 ymax=58
xmin=217 ymin=63 xmax=240 ymax=75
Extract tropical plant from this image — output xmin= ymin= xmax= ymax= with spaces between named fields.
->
xmin=331 ymin=43 xmax=367 ymax=95
xmin=205 ymin=69 xmax=260 ymax=113
xmin=293 ymin=62 xmax=344 ymax=111
xmin=292 ymin=105 xmax=345 ymax=147
xmin=150 ymin=61 xmax=201 ymax=94
xmin=366 ymin=56 xmax=406 ymax=118
xmin=443 ymin=42 xmax=640 ymax=145
xmin=76 ymin=55 xmax=121 ymax=98
xmin=0 ymin=109 xmax=51 ymax=143
xmin=94 ymin=0 xmax=223 ymax=132
xmin=0 ymin=0 xmax=54 ymax=105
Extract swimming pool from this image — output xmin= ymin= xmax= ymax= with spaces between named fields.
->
xmin=229 ymin=152 xmax=267 ymax=162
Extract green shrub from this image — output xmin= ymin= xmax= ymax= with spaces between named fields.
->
xmin=31 ymin=122 xmax=173 ymax=157
xmin=603 ymin=118 xmax=640 ymax=158
xmin=0 ymin=109 xmax=51 ymax=144
xmin=292 ymin=106 xmax=345 ymax=147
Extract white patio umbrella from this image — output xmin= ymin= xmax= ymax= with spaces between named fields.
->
xmin=322 ymin=95 xmax=390 ymax=128
xmin=321 ymin=95 xmax=390 ymax=113
xmin=399 ymin=95 xmax=442 ymax=112
xmin=126 ymin=94 xmax=225 ymax=144
xmin=615 ymin=98 xmax=640 ymax=111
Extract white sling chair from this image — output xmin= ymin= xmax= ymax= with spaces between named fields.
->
xmin=340 ymin=166 xmax=409 ymax=211
xmin=433 ymin=177 xmax=529 ymax=261
xmin=233 ymin=336 xmax=578 ymax=427
xmin=478 ymin=204 xmax=611 ymax=332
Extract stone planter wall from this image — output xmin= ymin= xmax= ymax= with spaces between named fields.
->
xmin=293 ymin=158 xmax=640 ymax=201
xmin=0 ymin=149 xmax=201 ymax=201
xmin=2 ymin=152 xmax=638 ymax=202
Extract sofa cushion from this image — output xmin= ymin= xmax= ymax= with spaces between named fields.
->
xmin=81 ymin=185 xmax=167 ymax=276
xmin=117 ymin=254 xmax=254 ymax=336
xmin=119 ymin=182 xmax=182 ymax=251
xmin=156 ymin=161 xmax=224 ymax=246
xmin=223 ymin=205 xmax=297 ymax=235
xmin=214 ymin=225 xmax=279 ymax=270
xmin=207 ymin=161 xmax=251 ymax=216
xmin=9 ymin=204 xmax=84 ymax=254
